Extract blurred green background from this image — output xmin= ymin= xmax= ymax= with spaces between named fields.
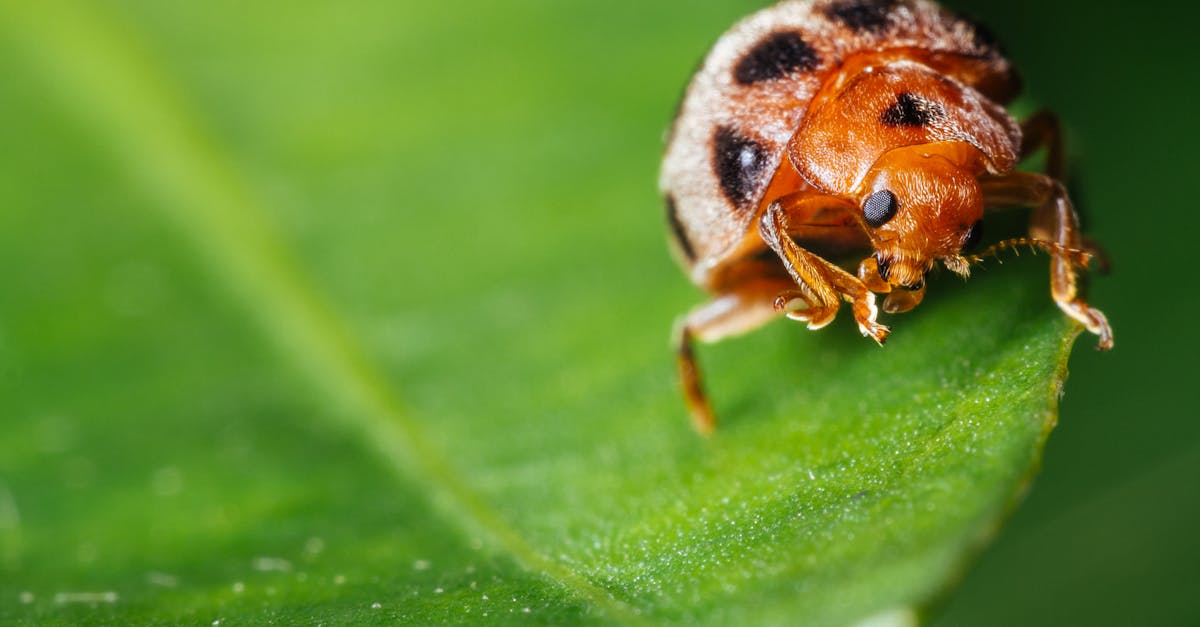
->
xmin=1 ymin=0 xmax=1197 ymax=625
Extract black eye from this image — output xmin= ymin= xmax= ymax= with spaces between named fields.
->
xmin=963 ymin=219 xmax=984 ymax=251
xmin=863 ymin=189 xmax=898 ymax=227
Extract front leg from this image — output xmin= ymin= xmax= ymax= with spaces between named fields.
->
xmin=981 ymin=172 xmax=1114 ymax=349
xmin=759 ymin=193 xmax=889 ymax=345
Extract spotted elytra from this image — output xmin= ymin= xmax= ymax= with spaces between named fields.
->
xmin=660 ymin=0 xmax=1113 ymax=433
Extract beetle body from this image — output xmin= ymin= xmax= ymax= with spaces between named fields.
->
xmin=661 ymin=0 xmax=1112 ymax=432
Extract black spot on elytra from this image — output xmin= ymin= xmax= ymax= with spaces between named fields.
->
xmin=881 ymin=92 xmax=943 ymax=127
xmin=665 ymin=195 xmax=696 ymax=261
xmin=825 ymin=0 xmax=897 ymax=33
xmin=712 ymin=125 xmax=770 ymax=208
xmin=733 ymin=31 xmax=820 ymax=85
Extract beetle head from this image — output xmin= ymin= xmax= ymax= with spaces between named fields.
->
xmin=854 ymin=142 xmax=986 ymax=312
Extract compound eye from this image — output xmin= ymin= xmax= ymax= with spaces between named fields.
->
xmin=863 ymin=189 xmax=898 ymax=228
xmin=963 ymin=219 xmax=984 ymax=251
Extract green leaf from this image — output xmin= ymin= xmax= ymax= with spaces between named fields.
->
xmin=0 ymin=2 xmax=1084 ymax=625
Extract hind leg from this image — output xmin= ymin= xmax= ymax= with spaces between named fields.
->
xmin=675 ymin=274 xmax=797 ymax=434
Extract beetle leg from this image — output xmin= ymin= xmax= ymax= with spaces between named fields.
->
xmin=1019 ymin=110 xmax=1064 ymax=180
xmin=980 ymin=172 xmax=1114 ymax=349
xmin=675 ymin=275 xmax=800 ymax=434
xmin=760 ymin=197 xmax=890 ymax=345
xmin=1019 ymin=111 xmax=1113 ymax=273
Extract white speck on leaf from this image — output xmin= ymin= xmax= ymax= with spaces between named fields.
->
xmin=252 ymin=557 xmax=292 ymax=572
xmin=852 ymin=607 xmax=918 ymax=627
xmin=151 ymin=467 xmax=183 ymax=497
xmin=54 ymin=591 xmax=118 ymax=604
xmin=304 ymin=537 xmax=325 ymax=555
xmin=147 ymin=571 xmax=178 ymax=587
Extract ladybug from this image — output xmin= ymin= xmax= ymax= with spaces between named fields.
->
xmin=661 ymin=0 xmax=1113 ymax=433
